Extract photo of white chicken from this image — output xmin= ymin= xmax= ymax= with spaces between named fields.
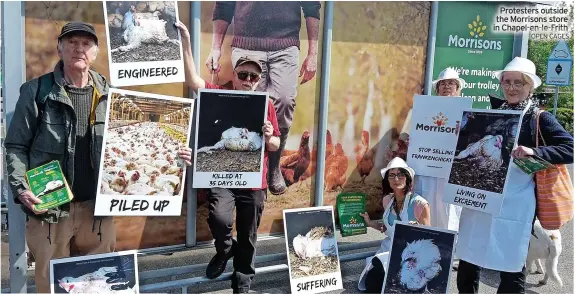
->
xmin=37 ymin=180 xmax=65 ymax=197
xmin=99 ymin=93 xmax=192 ymax=197
xmin=398 ymin=239 xmax=442 ymax=292
xmin=197 ymin=126 xmax=263 ymax=154
xmin=57 ymin=266 xmax=135 ymax=294
xmin=292 ymin=226 xmax=337 ymax=260
xmin=454 ymin=134 xmax=504 ymax=171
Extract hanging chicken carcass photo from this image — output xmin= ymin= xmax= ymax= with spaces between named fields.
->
xmin=99 ymin=92 xmax=192 ymax=197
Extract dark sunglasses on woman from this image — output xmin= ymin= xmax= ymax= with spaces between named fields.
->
xmin=236 ymin=71 xmax=261 ymax=82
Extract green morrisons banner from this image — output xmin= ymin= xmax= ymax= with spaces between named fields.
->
xmin=434 ymin=2 xmax=515 ymax=109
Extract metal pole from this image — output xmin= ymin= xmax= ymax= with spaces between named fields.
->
xmin=423 ymin=1 xmax=439 ymax=95
xmin=553 ymin=86 xmax=559 ymax=116
xmin=512 ymin=31 xmax=529 ymax=58
xmin=186 ymin=1 xmax=201 ymax=247
xmin=314 ymin=1 xmax=334 ymax=207
xmin=2 ymin=1 xmax=28 ymax=293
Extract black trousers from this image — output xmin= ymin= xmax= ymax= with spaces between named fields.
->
xmin=457 ymin=260 xmax=526 ymax=294
xmin=208 ymin=188 xmax=266 ymax=292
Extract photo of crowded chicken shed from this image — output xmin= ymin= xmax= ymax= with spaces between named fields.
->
xmin=105 ymin=1 xmax=181 ymax=63
xmin=447 ymin=110 xmax=522 ymax=194
xmin=97 ymin=89 xmax=193 ymax=200
xmin=283 ymin=207 xmax=342 ymax=286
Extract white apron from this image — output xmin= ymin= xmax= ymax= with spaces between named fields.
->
xmin=414 ymin=175 xmax=462 ymax=231
xmin=456 ymin=159 xmax=536 ymax=272
xmin=357 ymin=194 xmax=412 ymax=291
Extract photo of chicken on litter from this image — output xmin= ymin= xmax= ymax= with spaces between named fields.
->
xmin=448 ymin=110 xmax=522 ymax=194
xmin=283 ymin=206 xmax=343 ymax=294
xmin=50 ymin=250 xmax=139 ymax=294
xmin=192 ymin=89 xmax=268 ymax=189
xmin=105 ymin=1 xmax=181 ymax=63
xmin=383 ymin=222 xmax=456 ymax=294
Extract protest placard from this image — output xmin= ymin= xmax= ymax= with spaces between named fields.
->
xmin=95 ymin=88 xmax=194 ymax=216
xmin=192 ymin=89 xmax=268 ymax=189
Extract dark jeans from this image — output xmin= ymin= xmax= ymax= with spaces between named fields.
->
xmin=457 ymin=260 xmax=526 ymax=294
xmin=208 ymin=188 xmax=266 ymax=292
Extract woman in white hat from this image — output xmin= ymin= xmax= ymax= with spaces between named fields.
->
xmin=456 ymin=57 xmax=573 ymax=293
xmin=357 ymin=157 xmax=431 ymax=293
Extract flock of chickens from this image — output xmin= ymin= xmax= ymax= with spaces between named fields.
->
xmin=100 ymin=121 xmax=186 ymax=196
xmin=280 ymin=129 xmax=410 ymax=192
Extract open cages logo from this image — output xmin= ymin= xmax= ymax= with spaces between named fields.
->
xmin=431 ymin=112 xmax=449 ymax=127
xmin=468 ymin=15 xmax=487 ymax=38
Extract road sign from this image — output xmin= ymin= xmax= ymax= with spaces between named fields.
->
xmin=546 ymin=40 xmax=573 ymax=86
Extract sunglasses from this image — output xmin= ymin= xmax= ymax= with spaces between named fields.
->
xmin=236 ymin=71 xmax=261 ymax=82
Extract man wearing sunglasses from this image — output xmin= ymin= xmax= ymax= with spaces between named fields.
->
xmin=176 ymin=21 xmax=280 ymax=294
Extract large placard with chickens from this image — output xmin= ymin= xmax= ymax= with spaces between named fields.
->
xmin=192 ymin=89 xmax=268 ymax=189
xmin=443 ymin=109 xmax=523 ymax=215
xmin=95 ymin=88 xmax=193 ymax=216
xmin=283 ymin=206 xmax=343 ymax=294
xmin=103 ymin=1 xmax=185 ymax=87
xmin=406 ymin=95 xmax=473 ymax=178
xmin=382 ymin=222 xmax=456 ymax=294
xmin=50 ymin=250 xmax=139 ymax=294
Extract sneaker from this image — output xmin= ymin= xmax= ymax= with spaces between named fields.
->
xmin=206 ymin=239 xmax=237 ymax=279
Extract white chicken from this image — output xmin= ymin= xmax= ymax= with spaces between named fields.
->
xmin=37 ymin=180 xmax=64 ymax=197
xmin=399 ymin=239 xmax=442 ymax=291
xmin=292 ymin=227 xmax=337 ymax=260
xmin=57 ymin=266 xmax=135 ymax=294
xmin=197 ymin=127 xmax=263 ymax=154
xmin=454 ymin=134 xmax=504 ymax=170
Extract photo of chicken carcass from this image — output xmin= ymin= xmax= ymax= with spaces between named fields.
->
xmin=284 ymin=208 xmax=341 ymax=279
xmin=105 ymin=1 xmax=181 ymax=63
xmin=384 ymin=223 xmax=456 ymax=294
xmin=448 ymin=111 xmax=522 ymax=194
xmin=100 ymin=92 xmax=192 ymax=197
xmin=52 ymin=254 xmax=137 ymax=294
xmin=195 ymin=91 xmax=267 ymax=173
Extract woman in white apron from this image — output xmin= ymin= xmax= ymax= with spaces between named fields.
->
xmin=456 ymin=57 xmax=574 ymax=293
xmin=357 ymin=157 xmax=431 ymax=292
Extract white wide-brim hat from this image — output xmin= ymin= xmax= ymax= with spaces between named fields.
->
xmin=380 ymin=157 xmax=415 ymax=180
xmin=493 ymin=57 xmax=542 ymax=89
xmin=432 ymin=67 xmax=467 ymax=90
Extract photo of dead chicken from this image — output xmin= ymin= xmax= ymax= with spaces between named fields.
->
xmin=105 ymin=1 xmax=181 ymax=63
xmin=283 ymin=207 xmax=342 ymax=281
xmin=194 ymin=90 xmax=267 ymax=174
xmin=448 ymin=110 xmax=522 ymax=194
xmin=98 ymin=89 xmax=193 ymax=198
xmin=383 ymin=222 xmax=456 ymax=294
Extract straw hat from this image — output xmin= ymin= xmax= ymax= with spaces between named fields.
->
xmin=493 ymin=57 xmax=542 ymax=89
xmin=432 ymin=67 xmax=467 ymax=89
xmin=380 ymin=157 xmax=415 ymax=180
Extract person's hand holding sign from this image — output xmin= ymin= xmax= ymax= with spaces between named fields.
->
xmin=511 ymin=146 xmax=535 ymax=159
xmin=262 ymin=120 xmax=274 ymax=142
xmin=18 ymin=190 xmax=47 ymax=215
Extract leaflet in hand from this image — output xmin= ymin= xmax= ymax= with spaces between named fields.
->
xmin=513 ymin=155 xmax=555 ymax=175
xmin=336 ymin=193 xmax=367 ymax=236
xmin=25 ymin=160 xmax=73 ymax=210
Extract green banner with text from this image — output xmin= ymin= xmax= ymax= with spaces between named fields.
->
xmin=433 ymin=2 xmax=516 ymax=109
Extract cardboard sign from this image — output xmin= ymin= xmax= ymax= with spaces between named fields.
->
xmin=406 ymin=95 xmax=473 ymax=178
xmin=50 ymin=250 xmax=139 ymax=294
xmin=283 ymin=206 xmax=343 ymax=294
xmin=95 ymin=88 xmax=194 ymax=216
xmin=192 ymin=89 xmax=268 ymax=189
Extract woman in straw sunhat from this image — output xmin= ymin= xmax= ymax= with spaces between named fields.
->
xmin=455 ymin=57 xmax=573 ymax=293
xmin=357 ymin=157 xmax=431 ymax=293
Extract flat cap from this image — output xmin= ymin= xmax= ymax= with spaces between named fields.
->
xmin=58 ymin=22 xmax=98 ymax=45
xmin=234 ymin=56 xmax=263 ymax=72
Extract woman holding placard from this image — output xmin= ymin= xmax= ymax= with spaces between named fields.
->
xmin=357 ymin=157 xmax=431 ymax=293
xmin=456 ymin=57 xmax=574 ymax=293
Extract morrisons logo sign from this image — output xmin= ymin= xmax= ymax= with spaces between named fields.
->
xmin=448 ymin=15 xmax=502 ymax=51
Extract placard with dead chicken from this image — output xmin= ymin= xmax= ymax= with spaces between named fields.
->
xmin=192 ymin=89 xmax=268 ymax=189
xmin=283 ymin=206 xmax=343 ymax=294
xmin=443 ymin=109 xmax=524 ymax=216
xmin=103 ymin=1 xmax=185 ymax=86
xmin=95 ymin=88 xmax=193 ymax=216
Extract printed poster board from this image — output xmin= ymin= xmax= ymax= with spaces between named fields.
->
xmin=382 ymin=222 xmax=456 ymax=294
xmin=192 ymin=88 xmax=268 ymax=189
xmin=443 ymin=109 xmax=523 ymax=215
xmin=50 ymin=250 xmax=139 ymax=294
xmin=406 ymin=95 xmax=473 ymax=178
xmin=103 ymin=1 xmax=185 ymax=86
xmin=95 ymin=88 xmax=194 ymax=216
xmin=283 ymin=206 xmax=343 ymax=294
